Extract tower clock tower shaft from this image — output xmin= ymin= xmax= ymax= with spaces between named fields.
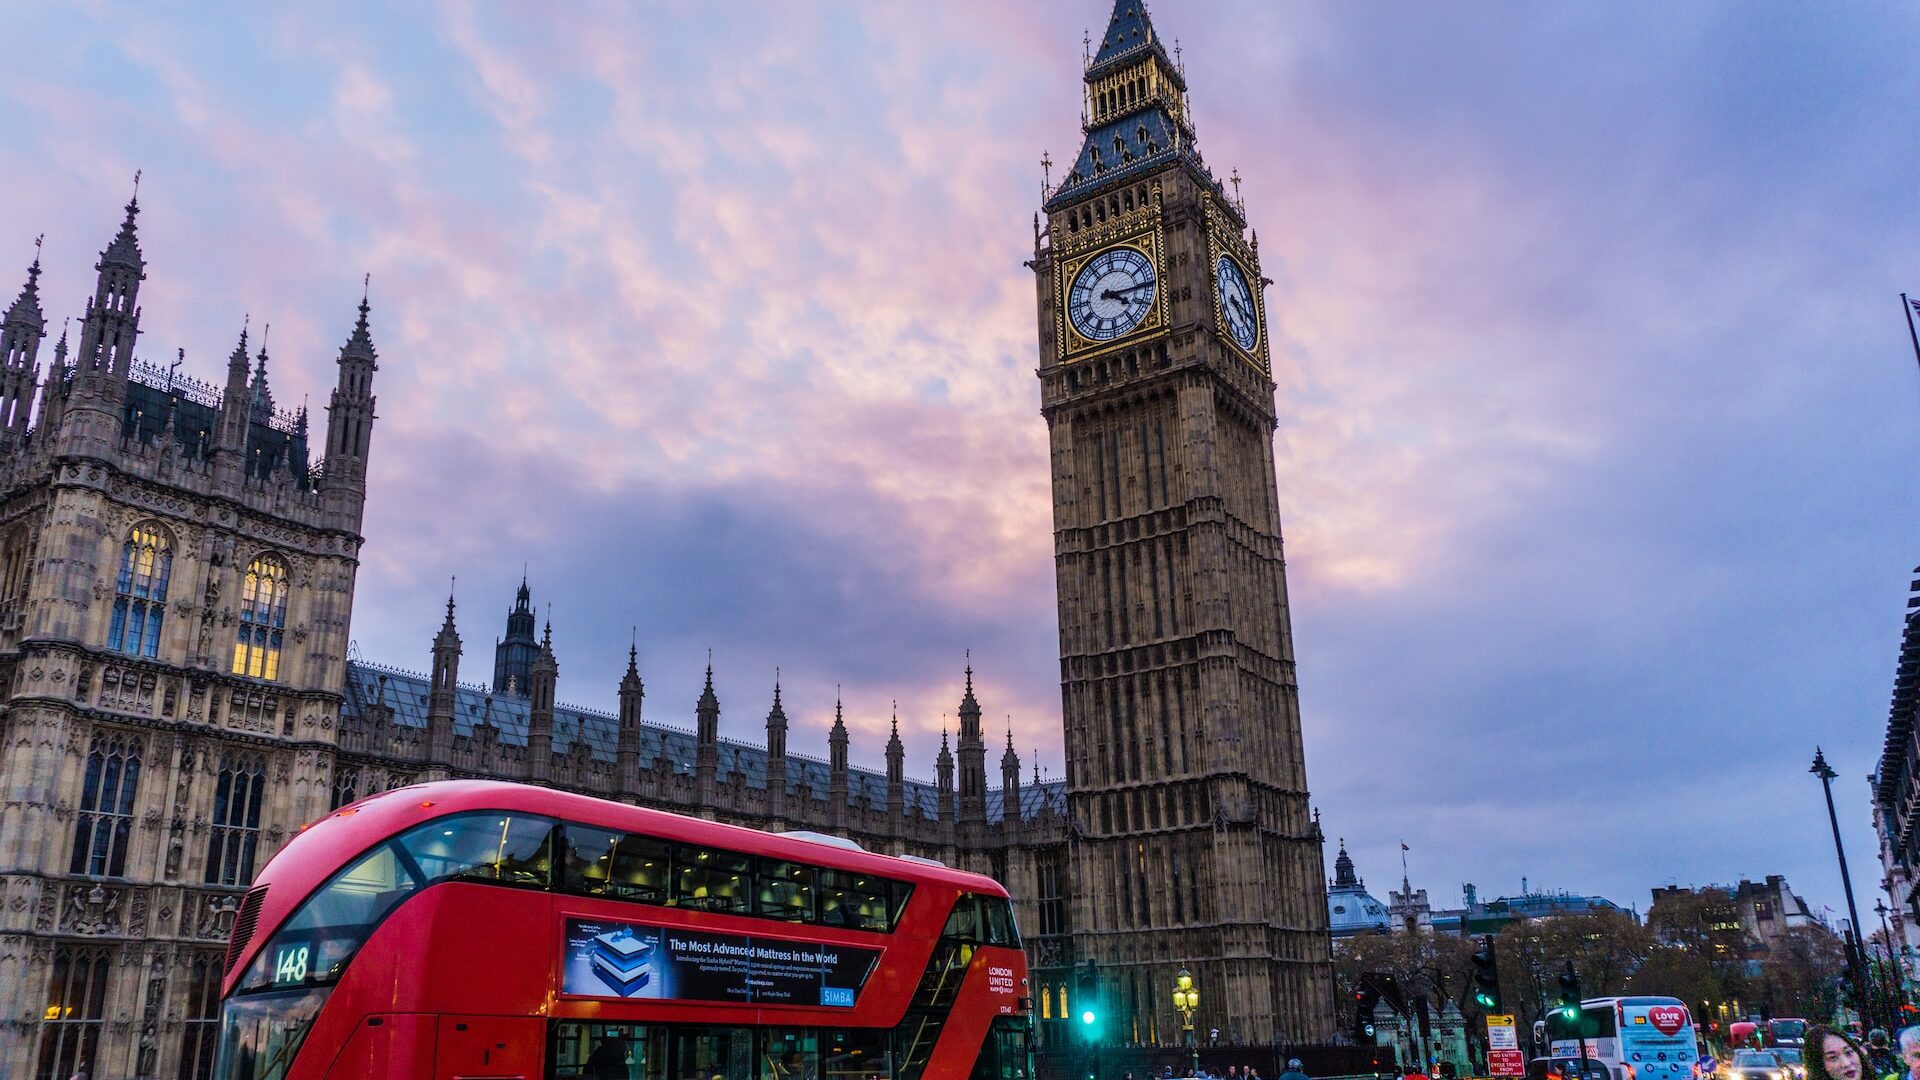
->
xmin=1033 ymin=0 xmax=1334 ymax=1046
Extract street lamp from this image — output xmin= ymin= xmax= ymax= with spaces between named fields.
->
xmin=1173 ymin=968 xmax=1200 ymax=1078
xmin=1813 ymin=747 xmax=1876 ymax=1029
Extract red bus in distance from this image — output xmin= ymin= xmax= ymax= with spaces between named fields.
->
xmin=213 ymin=779 xmax=1032 ymax=1079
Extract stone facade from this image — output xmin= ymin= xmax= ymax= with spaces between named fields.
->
xmin=0 ymin=196 xmax=377 ymax=1077
xmin=0 ymin=198 xmax=1073 ymax=1078
xmin=1874 ymin=568 xmax=1920 ymax=951
xmin=1029 ymin=0 xmax=1335 ymax=1047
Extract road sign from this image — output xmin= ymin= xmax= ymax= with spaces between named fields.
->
xmin=1488 ymin=1014 xmax=1524 ymax=1077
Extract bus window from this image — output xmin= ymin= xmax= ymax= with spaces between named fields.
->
xmin=239 ymin=841 xmax=421 ymax=992
xmin=816 ymin=868 xmax=891 ymax=932
xmin=560 ymin=824 xmax=621 ymax=896
xmin=560 ymin=824 xmax=669 ymax=903
xmin=980 ymin=896 xmax=1019 ymax=948
xmin=674 ymin=845 xmax=752 ymax=914
xmin=823 ymin=1028 xmax=889 ymax=1080
xmin=608 ymin=833 xmax=671 ymax=903
xmin=758 ymin=860 xmax=816 ymax=922
xmin=761 ymin=1028 xmax=818 ymax=1080
xmin=674 ymin=1026 xmax=753 ymax=1080
xmin=943 ymin=895 xmax=982 ymax=941
xmin=414 ymin=813 xmax=553 ymax=888
xmin=549 ymin=1021 xmax=663 ymax=1079
xmin=971 ymin=1016 xmax=1033 ymax=1079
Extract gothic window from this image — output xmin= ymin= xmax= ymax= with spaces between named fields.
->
xmin=1037 ymin=849 xmax=1067 ymax=937
xmin=330 ymin=765 xmax=360 ymax=810
xmin=35 ymin=946 xmax=110 ymax=1080
xmin=179 ymin=952 xmax=222 ymax=1080
xmin=231 ymin=554 xmax=288 ymax=680
xmin=108 ymin=522 xmax=172 ymax=658
xmin=69 ymin=733 xmax=142 ymax=878
xmin=0 ymin=526 xmax=29 ymax=612
xmin=205 ymin=754 xmax=267 ymax=886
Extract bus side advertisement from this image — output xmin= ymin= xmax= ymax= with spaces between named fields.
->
xmin=559 ymin=917 xmax=882 ymax=1007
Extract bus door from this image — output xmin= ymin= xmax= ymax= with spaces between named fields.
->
xmin=437 ymin=1015 xmax=546 ymax=1079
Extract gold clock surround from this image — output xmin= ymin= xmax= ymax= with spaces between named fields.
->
xmin=1055 ymin=231 xmax=1168 ymax=363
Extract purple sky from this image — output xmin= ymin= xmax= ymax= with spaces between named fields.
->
xmin=5 ymin=2 xmax=1918 ymax=925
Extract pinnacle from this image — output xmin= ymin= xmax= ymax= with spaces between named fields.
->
xmin=6 ymin=245 xmax=44 ymax=328
xmin=101 ymin=174 xmax=145 ymax=269
xmin=228 ymin=320 xmax=250 ymax=373
xmin=342 ymin=283 xmax=377 ymax=360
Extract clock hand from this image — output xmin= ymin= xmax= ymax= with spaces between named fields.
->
xmin=1101 ymin=282 xmax=1154 ymax=300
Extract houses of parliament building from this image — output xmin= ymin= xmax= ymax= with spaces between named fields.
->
xmin=0 ymin=3 xmax=1335 ymax=1076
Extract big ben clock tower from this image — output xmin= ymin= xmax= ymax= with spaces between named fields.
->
xmin=1032 ymin=0 xmax=1335 ymax=1046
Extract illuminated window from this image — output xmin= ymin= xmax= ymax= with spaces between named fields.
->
xmin=36 ymin=946 xmax=109 ymax=1079
xmin=69 ymin=733 xmax=141 ymax=877
xmin=107 ymin=523 xmax=172 ymax=658
xmin=231 ymin=554 xmax=289 ymax=680
xmin=205 ymin=754 xmax=267 ymax=886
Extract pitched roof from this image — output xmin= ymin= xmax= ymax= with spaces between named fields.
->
xmin=341 ymin=660 xmax=1067 ymax=825
xmin=1045 ymin=0 xmax=1224 ymax=212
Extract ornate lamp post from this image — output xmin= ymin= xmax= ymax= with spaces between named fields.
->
xmin=1173 ymin=968 xmax=1200 ymax=1078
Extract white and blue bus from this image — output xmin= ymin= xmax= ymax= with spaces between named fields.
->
xmin=1549 ymin=997 xmax=1699 ymax=1080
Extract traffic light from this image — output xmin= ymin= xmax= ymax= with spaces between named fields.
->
xmin=1470 ymin=935 xmax=1503 ymax=1012
xmin=1075 ymin=962 xmax=1102 ymax=1042
xmin=1354 ymin=984 xmax=1381 ymax=1043
xmin=1556 ymin=961 xmax=1583 ymax=1022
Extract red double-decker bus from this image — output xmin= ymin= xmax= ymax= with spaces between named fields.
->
xmin=212 ymin=780 xmax=1032 ymax=1079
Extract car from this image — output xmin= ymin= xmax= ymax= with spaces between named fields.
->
xmin=1771 ymin=1049 xmax=1805 ymax=1080
xmin=1730 ymin=1051 xmax=1789 ymax=1080
xmin=1529 ymin=1057 xmax=1614 ymax=1080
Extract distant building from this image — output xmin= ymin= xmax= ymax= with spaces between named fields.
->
xmin=1872 ymin=567 xmax=1920 ymax=950
xmin=1389 ymin=874 xmax=1433 ymax=934
xmin=1647 ymin=877 xmax=1818 ymax=963
xmin=1327 ymin=841 xmax=1392 ymax=938
xmin=1429 ymin=883 xmax=1630 ymax=935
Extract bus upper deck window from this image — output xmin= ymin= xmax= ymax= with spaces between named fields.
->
xmin=757 ymin=860 xmax=815 ymax=922
xmin=407 ymin=814 xmax=554 ymax=888
xmin=673 ymin=845 xmax=751 ymax=914
xmin=981 ymin=896 xmax=1018 ymax=947
xmin=816 ymin=868 xmax=890 ymax=932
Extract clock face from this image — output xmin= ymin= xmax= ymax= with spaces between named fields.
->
xmin=1216 ymin=255 xmax=1258 ymax=351
xmin=1068 ymin=246 xmax=1157 ymax=342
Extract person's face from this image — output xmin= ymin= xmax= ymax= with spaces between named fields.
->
xmin=1825 ymin=1036 xmax=1866 ymax=1080
xmin=1820 ymin=1030 xmax=1866 ymax=1076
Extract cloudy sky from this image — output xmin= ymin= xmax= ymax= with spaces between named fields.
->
xmin=4 ymin=1 xmax=1917 ymax=923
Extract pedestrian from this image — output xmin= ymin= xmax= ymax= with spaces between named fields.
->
xmin=1404 ymin=1064 xmax=1432 ymax=1080
xmin=1900 ymin=1026 xmax=1920 ymax=1080
xmin=1807 ymin=1025 xmax=1871 ymax=1080
xmin=1869 ymin=1031 xmax=1898 ymax=1080
xmin=1280 ymin=1058 xmax=1309 ymax=1080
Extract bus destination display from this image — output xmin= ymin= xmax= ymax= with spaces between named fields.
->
xmin=560 ymin=918 xmax=881 ymax=1008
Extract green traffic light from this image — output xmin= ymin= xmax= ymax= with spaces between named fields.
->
xmin=1081 ymin=1009 xmax=1097 ymax=1025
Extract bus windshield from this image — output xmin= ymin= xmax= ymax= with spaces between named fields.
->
xmin=236 ymin=811 xmax=558 ymax=993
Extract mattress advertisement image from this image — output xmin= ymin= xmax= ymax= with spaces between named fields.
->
xmin=560 ymin=918 xmax=882 ymax=1007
